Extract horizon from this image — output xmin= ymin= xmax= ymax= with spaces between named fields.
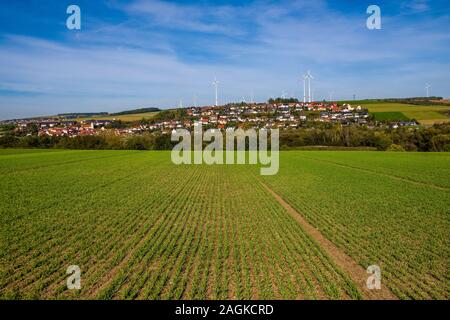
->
xmin=0 ymin=0 xmax=449 ymax=120
xmin=2 ymin=96 xmax=446 ymax=121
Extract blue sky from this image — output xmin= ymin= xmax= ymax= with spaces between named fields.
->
xmin=0 ymin=0 xmax=449 ymax=119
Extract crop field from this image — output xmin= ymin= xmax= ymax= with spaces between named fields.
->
xmin=68 ymin=111 xmax=159 ymax=122
xmin=356 ymin=102 xmax=450 ymax=124
xmin=371 ymin=112 xmax=410 ymax=122
xmin=261 ymin=152 xmax=450 ymax=299
xmin=370 ymin=103 xmax=450 ymax=125
xmin=0 ymin=150 xmax=448 ymax=300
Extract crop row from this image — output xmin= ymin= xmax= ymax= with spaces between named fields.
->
xmin=262 ymin=152 xmax=449 ymax=299
xmin=1 ymin=150 xmax=364 ymax=299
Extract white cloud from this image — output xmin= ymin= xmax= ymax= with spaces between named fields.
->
xmin=119 ymin=0 xmax=247 ymax=36
xmin=0 ymin=0 xmax=449 ymax=119
xmin=402 ymin=0 xmax=430 ymax=13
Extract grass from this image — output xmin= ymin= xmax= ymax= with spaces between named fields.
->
xmin=402 ymin=111 xmax=449 ymax=120
xmin=262 ymin=152 xmax=450 ymax=299
xmin=0 ymin=149 xmax=65 ymax=156
xmin=69 ymin=111 xmax=159 ymax=122
xmin=351 ymin=102 xmax=450 ymax=124
xmin=0 ymin=150 xmax=448 ymax=300
xmin=0 ymin=150 xmax=360 ymax=300
xmin=416 ymin=118 xmax=450 ymax=125
xmin=371 ymin=112 xmax=410 ymax=121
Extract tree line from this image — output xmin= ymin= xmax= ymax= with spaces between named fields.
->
xmin=279 ymin=124 xmax=450 ymax=151
xmin=0 ymin=124 xmax=449 ymax=151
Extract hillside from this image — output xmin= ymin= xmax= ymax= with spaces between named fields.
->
xmin=338 ymin=100 xmax=450 ymax=125
xmin=110 ymin=107 xmax=160 ymax=116
xmin=56 ymin=108 xmax=161 ymax=122
xmin=72 ymin=111 xmax=160 ymax=122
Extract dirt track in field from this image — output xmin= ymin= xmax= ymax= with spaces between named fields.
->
xmin=260 ymin=182 xmax=398 ymax=300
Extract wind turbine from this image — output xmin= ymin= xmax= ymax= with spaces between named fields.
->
xmin=425 ymin=84 xmax=431 ymax=98
xmin=212 ymin=77 xmax=219 ymax=106
xmin=302 ymin=75 xmax=307 ymax=103
xmin=304 ymin=71 xmax=313 ymax=103
xmin=250 ymin=90 xmax=254 ymax=104
xmin=329 ymin=91 xmax=335 ymax=102
xmin=281 ymin=90 xmax=287 ymax=99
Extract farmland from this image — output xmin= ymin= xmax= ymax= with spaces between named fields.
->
xmin=372 ymin=112 xmax=410 ymax=122
xmin=261 ymin=152 xmax=450 ymax=299
xmin=353 ymin=101 xmax=450 ymax=124
xmin=0 ymin=150 xmax=448 ymax=300
xmin=68 ymin=111 xmax=159 ymax=122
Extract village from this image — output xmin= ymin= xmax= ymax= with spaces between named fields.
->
xmin=0 ymin=101 xmax=419 ymax=139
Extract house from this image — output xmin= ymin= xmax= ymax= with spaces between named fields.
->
xmin=200 ymin=117 xmax=209 ymax=125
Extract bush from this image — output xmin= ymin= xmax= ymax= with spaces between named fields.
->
xmin=430 ymin=134 xmax=450 ymax=152
xmin=18 ymin=136 xmax=42 ymax=148
xmin=153 ymin=134 xmax=174 ymax=150
xmin=124 ymin=136 xmax=151 ymax=150
xmin=0 ymin=135 xmax=19 ymax=148
xmin=388 ymin=144 xmax=405 ymax=152
xmin=56 ymin=136 xmax=107 ymax=150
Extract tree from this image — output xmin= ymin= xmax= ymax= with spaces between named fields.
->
xmin=430 ymin=134 xmax=450 ymax=152
xmin=153 ymin=134 xmax=173 ymax=150
xmin=0 ymin=135 xmax=19 ymax=148
xmin=125 ymin=136 xmax=149 ymax=150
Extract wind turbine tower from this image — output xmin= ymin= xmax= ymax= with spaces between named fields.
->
xmin=425 ymin=84 xmax=431 ymax=98
xmin=212 ymin=77 xmax=219 ymax=106
xmin=304 ymin=71 xmax=313 ymax=103
xmin=329 ymin=91 xmax=335 ymax=102
xmin=303 ymin=75 xmax=307 ymax=103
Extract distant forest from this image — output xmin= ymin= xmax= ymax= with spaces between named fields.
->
xmin=57 ymin=112 xmax=108 ymax=118
xmin=110 ymin=107 xmax=161 ymax=116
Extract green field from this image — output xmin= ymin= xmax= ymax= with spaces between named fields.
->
xmin=372 ymin=112 xmax=410 ymax=122
xmin=0 ymin=150 xmax=448 ymax=300
xmin=71 ymin=111 xmax=159 ymax=122
xmin=349 ymin=101 xmax=450 ymax=124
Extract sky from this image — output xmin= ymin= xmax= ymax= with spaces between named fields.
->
xmin=0 ymin=0 xmax=449 ymax=119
